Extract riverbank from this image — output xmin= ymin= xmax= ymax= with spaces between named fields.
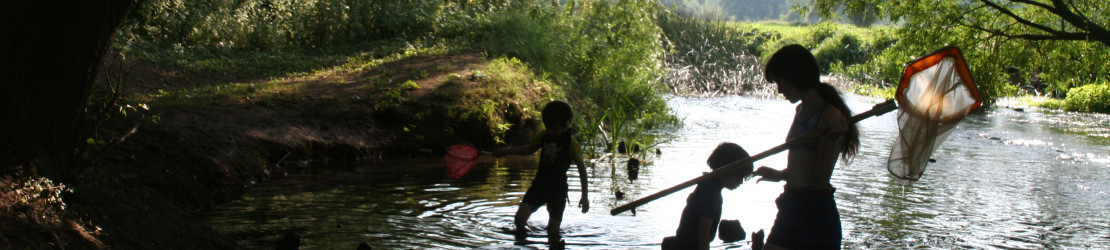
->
xmin=5 ymin=50 xmax=553 ymax=248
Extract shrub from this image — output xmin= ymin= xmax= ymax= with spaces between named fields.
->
xmin=1063 ymin=84 xmax=1110 ymax=113
xmin=117 ymin=0 xmax=444 ymax=50
xmin=813 ymin=32 xmax=864 ymax=73
xmin=0 ymin=177 xmax=102 ymax=249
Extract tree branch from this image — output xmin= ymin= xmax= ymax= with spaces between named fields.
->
xmin=1008 ymin=0 xmax=1054 ymax=10
xmin=957 ymin=20 xmax=1091 ymax=42
xmin=976 ymin=0 xmax=1110 ymax=46
xmin=1046 ymin=0 xmax=1110 ymax=46
xmin=978 ymin=0 xmax=1065 ymax=35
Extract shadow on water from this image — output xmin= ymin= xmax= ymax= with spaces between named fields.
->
xmin=203 ymin=95 xmax=1110 ymax=249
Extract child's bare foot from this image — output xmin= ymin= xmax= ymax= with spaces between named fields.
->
xmin=550 ymin=239 xmax=565 ymax=250
xmin=513 ymin=228 xmax=528 ymax=242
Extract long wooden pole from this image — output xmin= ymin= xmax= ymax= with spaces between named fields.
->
xmin=610 ymin=99 xmax=897 ymax=215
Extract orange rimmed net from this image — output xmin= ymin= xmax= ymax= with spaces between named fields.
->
xmin=888 ymin=46 xmax=983 ymax=185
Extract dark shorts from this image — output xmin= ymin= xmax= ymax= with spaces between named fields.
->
xmin=766 ymin=188 xmax=842 ymax=249
xmin=521 ymin=182 xmax=568 ymax=221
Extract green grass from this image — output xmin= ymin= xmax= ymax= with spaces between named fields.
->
xmin=121 ymin=39 xmax=461 ymax=82
xmin=128 ymin=39 xmax=464 ymax=108
xmin=848 ymin=82 xmax=896 ymax=99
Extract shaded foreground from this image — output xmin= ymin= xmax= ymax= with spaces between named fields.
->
xmin=2 ymin=51 xmax=549 ymax=248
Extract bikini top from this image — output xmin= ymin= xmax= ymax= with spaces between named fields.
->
xmin=786 ymin=104 xmax=825 ymax=151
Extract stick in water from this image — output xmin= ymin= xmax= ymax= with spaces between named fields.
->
xmin=610 ymin=99 xmax=897 ymax=215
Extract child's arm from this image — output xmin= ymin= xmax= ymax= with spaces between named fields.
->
xmin=573 ymin=139 xmax=589 ymax=213
xmin=575 ymin=158 xmax=589 ymax=213
xmin=696 ymin=217 xmax=715 ymax=250
xmin=491 ymin=145 xmax=539 ymax=157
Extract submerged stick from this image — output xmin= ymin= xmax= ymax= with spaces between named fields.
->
xmin=610 ymin=99 xmax=897 ymax=215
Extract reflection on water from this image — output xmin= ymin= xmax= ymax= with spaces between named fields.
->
xmin=202 ymin=95 xmax=1110 ymax=249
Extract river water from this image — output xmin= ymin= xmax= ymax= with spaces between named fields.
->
xmin=202 ymin=95 xmax=1110 ymax=249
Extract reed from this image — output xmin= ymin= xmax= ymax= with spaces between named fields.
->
xmin=658 ymin=9 xmax=775 ymax=97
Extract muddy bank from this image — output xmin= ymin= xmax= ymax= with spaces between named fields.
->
xmin=56 ymin=52 xmax=550 ymax=248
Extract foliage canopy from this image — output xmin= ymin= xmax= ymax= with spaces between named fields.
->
xmin=801 ymin=0 xmax=1110 ymax=106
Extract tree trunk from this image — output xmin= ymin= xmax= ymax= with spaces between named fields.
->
xmin=1 ymin=1 xmax=134 ymax=178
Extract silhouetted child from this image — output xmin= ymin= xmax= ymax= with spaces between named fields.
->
xmin=662 ymin=142 xmax=752 ymax=250
xmin=492 ymin=100 xmax=589 ymax=245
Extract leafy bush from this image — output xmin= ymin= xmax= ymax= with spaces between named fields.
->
xmin=0 ymin=177 xmax=102 ymax=249
xmin=813 ymin=32 xmax=864 ymax=73
xmin=472 ymin=1 xmax=571 ymax=75
xmin=117 ymin=0 xmax=445 ymax=50
xmin=1064 ymin=84 xmax=1110 ymax=113
xmin=564 ymin=0 xmax=678 ymax=146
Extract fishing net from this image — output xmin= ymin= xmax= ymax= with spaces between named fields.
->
xmin=446 ymin=145 xmax=480 ymax=179
xmin=888 ymin=46 xmax=982 ymax=185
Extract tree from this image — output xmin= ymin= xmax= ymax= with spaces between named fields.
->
xmin=801 ymin=0 xmax=1109 ymax=103
xmin=1 ymin=1 xmax=135 ymax=178
xmin=794 ymin=0 xmax=882 ymax=26
xmin=801 ymin=0 xmax=1109 ymax=46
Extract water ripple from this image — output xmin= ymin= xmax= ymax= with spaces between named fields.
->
xmin=202 ymin=95 xmax=1110 ymax=249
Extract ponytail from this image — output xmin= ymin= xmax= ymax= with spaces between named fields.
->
xmin=814 ymin=83 xmax=860 ymax=163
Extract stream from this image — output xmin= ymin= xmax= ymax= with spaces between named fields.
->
xmin=202 ymin=95 xmax=1110 ymax=249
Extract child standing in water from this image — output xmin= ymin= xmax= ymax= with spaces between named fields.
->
xmin=662 ymin=142 xmax=753 ymax=250
xmin=493 ymin=100 xmax=589 ymax=246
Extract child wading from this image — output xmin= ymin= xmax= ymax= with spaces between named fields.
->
xmin=662 ymin=142 xmax=753 ymax=250
xmin=493 ymin=100 xmax=589 ymax=246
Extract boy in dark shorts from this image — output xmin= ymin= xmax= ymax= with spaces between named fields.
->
xmin=662 ymin=142 xmax=752 ymax=250
xmin=493 ymin=100 xmax=589 ymax=245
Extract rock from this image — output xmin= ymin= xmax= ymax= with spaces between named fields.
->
xmin=617 ymin=141 xmax=641 ymax=154
xmin=717 ymin=219 xmax=745 ymax=242
xmin=357 ymin=242 xmax=372 ymax=250
xmin=626 ymin=158 xmax=640 ymax=182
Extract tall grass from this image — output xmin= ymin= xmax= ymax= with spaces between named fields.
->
xmin=658 ymin=17 xmax=897 ymax=98
xmin=658 ymin=8 xmax=774 ymax=97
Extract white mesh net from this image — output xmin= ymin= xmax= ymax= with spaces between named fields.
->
xmin=888 ymin=47 xmax=982 ymax=185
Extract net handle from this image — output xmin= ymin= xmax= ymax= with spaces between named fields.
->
xmin=610 ymin=99 xmax=897 ymax=215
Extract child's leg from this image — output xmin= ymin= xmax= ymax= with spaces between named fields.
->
xmin=546 ymin=218 xmax=562 ymax=243
xmin=546 ymin=198 xmax=567 ymax=243
xmin=514 ymin=203 xmax=539 ymax=232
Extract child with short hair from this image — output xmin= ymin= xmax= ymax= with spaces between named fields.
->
xmin=492 ymin=100 xmax=589 ymax=246
xmin=662 ymin=142 xmax=752 ymax=250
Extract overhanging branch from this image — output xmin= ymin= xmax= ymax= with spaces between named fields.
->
xmin=956 ymin=20 xmax=1090 ymax=41
xmin=1046 ymin=0 xmax=1110 ymax=46
xmin=978 ymin=0 xmax=1065 ymax=35
xmin=976 ymin=0 xmax=1110 ymax=46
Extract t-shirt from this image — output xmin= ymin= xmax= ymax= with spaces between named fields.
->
xmin=670 ymin=180 xmax=724 ymax=248
xmin=528 ymin=131 xmax=584 ymax=188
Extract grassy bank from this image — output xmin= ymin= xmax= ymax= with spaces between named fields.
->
xmin=56 ymin=41 xmax=560 ymax=248
xmin=53 ymin=2 xmax=679 ymax=247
